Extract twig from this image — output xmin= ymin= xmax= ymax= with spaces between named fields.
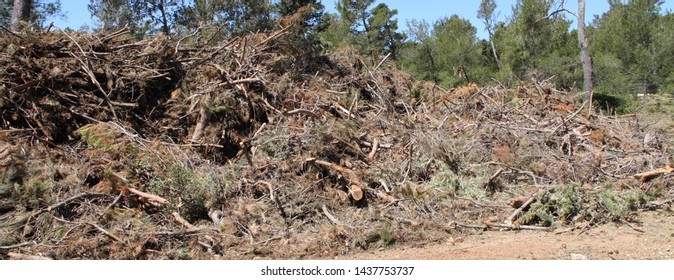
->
xmin=98 ymin=193 xmax=123 ymax=219
xmin=0 ymin=241 xmax=32 ymax=251
xmin=485 ymin=222 xmax=551 ymax=232
xmin=347 ymin=92 xmax=359 ymax=119
xmin=283 ymin=109 xmax=320 ymax=119
xmin=484 ymin=168 xmax=504 ymax=191
xmin=367 ymin=137 xmax=379 ymax=161
xmin=625 ymin=221 xmax=645 ymax=233
xmin=576 ymin=216 xmax=595 ymax=237
xmin=373 ymin=53 xmax=392 ymax=71
xmin=126 ymin=188 xmax=169 ymax=205
xmin=332 ymin=102 xmax=356 ymax=118
xmin=359 ymin=140 xmax=392 ymax=149
xmin=254 ymin=236 xmax=283 ymax=245
xmin=172 ymin=212 xmax=198 ymax=231
xmin=321 ymin=204 xmax=352 ymax=229
xmin=87 ymin=222 xmax=123 ymax=242
xmin=60 ymin=29 xmax=119 ymax=121
xmin=505 ymin=196 xmax=536 ymax=223
xmin=450 ymin=221 xmax=550 ymax=231
xmin=110 ymin=172 xmax=169 ymax=205
xmin=35 ymin=192 xmax=112 ymax=216
xmin=455 ymin=197 xmax=509 ymax=209
xmin=382 ymin=214 xmax=421 ymax=227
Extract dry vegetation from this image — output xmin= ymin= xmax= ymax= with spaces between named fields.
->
xmin=0 ymin=26 xmax=672 ymax=259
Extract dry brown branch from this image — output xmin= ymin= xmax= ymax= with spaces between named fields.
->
xmin=308 ymin=158 xmax=364 ymax=201
xmin=333 ymin=102 xmax=356 ymax=118
xmin=455 ymin=197 xmax=509 ymax=209
xmin=87 ymin=222 xmax=123 ymax=242
xmin=633 ymin=166 xmax=674 ymax=182
xmin=283 ymin=109 xmax=320 ymax=119
xmin=126 ymin=187 xmax=168 ymax=205
xmin=505 ymin=196 xmax=536 ymax=223
xmin=625 ymin=221 xmax=645 ymax=233
xmin=576 ymin=216 xmax=596 ymax=237
xmin=367 ymin=137 xmax=380 ymax=161
xmin=255 ymin=24 xmax=292 ymax=47
xmin=373 ymin=52 xmax=392 ymax=71
xmin=450 ymin=221 xmax=549 ymax=231
xmin=110 ymin=172 xmax=169 ymax=205
xmin=321 ymin=204 xmax=352 ymax=229
xmin=484 ymin=168 xmax=504 ymax=190
xmin=0 ymin=241 xmax=32 ymax=251
xmin=484 ymin=222 xmax=551 ymax=232
xmin=382 ymin=213 xmax=421 ymax=227
xmin=172 ymin=212 xmax=198 ymax=231
xmin=60 ymin=29 xmax=119 ymax=121
xmin=35 ymin=192 xmax=112 ymax=216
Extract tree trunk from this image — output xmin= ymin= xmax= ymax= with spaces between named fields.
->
xmin=488 ymin=30 xmax=502 ymax=69
xmin=577 ymin=0 xmax=593 ymax=108
xmin=10 ymin=0 xmax=32 ymax=32
xmin=159 ymin=0 xmax=171 ymax=35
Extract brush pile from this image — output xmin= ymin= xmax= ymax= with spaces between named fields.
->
xmin=0 ymin=26 xmax=672 ymax=259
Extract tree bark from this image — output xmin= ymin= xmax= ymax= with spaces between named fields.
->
xmin=10 ymin=0 xmax=32 ymax=32
xmin=577 ymin=0 xmax=593 ymax=108
xmin=159 ymin=0 xmax=171 ymax=35
xmin=488 ymin=30 xmax=502 ymax=69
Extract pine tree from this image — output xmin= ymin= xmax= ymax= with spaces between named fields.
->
xmin=1 ymin=0 xmax=61 ymax=30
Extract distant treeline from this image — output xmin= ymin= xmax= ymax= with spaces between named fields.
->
xmin=2 ymin=0 xmax=672 ymax=109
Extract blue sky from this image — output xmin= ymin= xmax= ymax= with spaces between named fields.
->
xmin=53 ymin=0 xmax=673 ymax=39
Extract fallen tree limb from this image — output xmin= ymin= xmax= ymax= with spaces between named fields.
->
xmin=505 ymin=196 xmax=536 ymax=223
xmin=126 ymin=188 xmax=169 ymax=205
xmin=449 ymin=221 xmax=551 ymax=232
xmin=633 ymin=166 xmax=674 ymax=182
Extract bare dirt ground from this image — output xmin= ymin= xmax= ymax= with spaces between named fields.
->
xmin=338 ymin=210 xmax=674 ymax=260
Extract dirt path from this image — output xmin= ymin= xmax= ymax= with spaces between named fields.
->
xmin=338 ymin=211 xmax=674 ymax=260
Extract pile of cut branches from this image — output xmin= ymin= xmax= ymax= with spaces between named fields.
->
xmin=0 ymin=25 xmax=672 ymax=260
